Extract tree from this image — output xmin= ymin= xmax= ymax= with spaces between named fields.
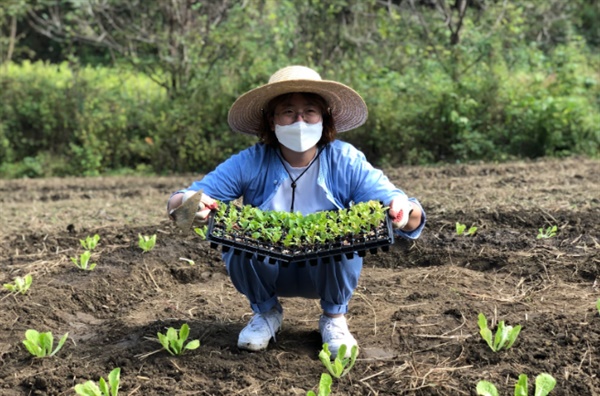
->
xmin=27 ymin=0 xmax=245 ymax=97
xmin=0 ymin=0 xmax=28 ymax=63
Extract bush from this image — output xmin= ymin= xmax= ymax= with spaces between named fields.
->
xmin=0 ymin=47 xmax=597 ymax=178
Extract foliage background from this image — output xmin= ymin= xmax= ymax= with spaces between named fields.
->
xmin=0 ymin=0 xmax=598 ymax=178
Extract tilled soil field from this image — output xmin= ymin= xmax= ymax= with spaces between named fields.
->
xmin=0 ymin=157 xmax=598 ymax=396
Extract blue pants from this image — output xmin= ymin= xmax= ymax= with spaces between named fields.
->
xmin=224 ymin=251 xmax=363 ymax=315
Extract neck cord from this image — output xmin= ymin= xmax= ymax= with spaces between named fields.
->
xmin=276 ymin=147 xmax=325 ymax=212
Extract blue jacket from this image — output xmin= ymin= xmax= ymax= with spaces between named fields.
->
xmin=181 ymin=140 xmax=425 ymax=239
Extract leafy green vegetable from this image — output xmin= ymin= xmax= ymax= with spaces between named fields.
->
xmin=210 ymin=200 xmax=389 ymax=248
xmin=537 ymin=225 xmax=557 ymax=239
xmin=456 ymin=222 xmax=477 ymax=236
xmin=74 ymin=367 xmax=120 ymax=396
xmin=157 ymin=323 xmax=200 ymax=356
xmin=71 ymin=250 xmax=97 ymax=271
xmin=478 ymin=313 xmax=521 ymax=352
xmin=477 ymin=373 xmax=555 ymax=396
xmin=138 ymin=234 xmax=156 ymax=253
xmin=3 ymin=274 xmax=32 ymax=294
xmin=80 ymin=234 xmax=100 ymax=250
xmin=515 ymin=374 xmax=528 ymax=396
xmin=22 ymin=329 xmax=69 ymax=357
xmin=306 ymin=373 xmax=332 ymax=396
xmin=318 ymin=343 xmax=358 ymax=379
xmin=534 ymin=373 xmax=557 ymax=396
xmin=194 ymin=225 xmax=208 ymax=240
xmin=475 ymin=380 xmax=499 ymax=396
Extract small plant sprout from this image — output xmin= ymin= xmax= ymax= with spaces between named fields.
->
xmin=475 ymin=380 xmax=498 ymax=396
xmin=596 ymin=298 xmax=600 ymax=315
xmin=476 ymin=373 xmax=556 ymax=396
xmin=318 ymin=343 xmax=358 ymax=379
xmin=3 ymin=274 xmax=33 ymax=294
xmin=71 ymin=251 xmax=96 ymax=271
xmin=80 ymin=234 xmax=100 ymax=250
xmin=537 ymin=225 xmax=557 ymax=239
xmin=478 ymin=313 xmax=521 ymax=352
xmin=194 ymin=225 xmax=208 ymax=240
xmin=307 ymin=373 xmax=332 ymax=396
xmin=179 ymin=257 xmax=195 ymax=266
xmin=22 ymin=329 xmax=69 ymax=358
xmin=157 ymin=323 xmax=200 ymax=356
xmin=456 ymin=222 xmax=478 ymax=236
xmin=74 ymin=367 xmax=121 ymax=396
xmin=531 ymin=373 xmax=557 ymax=395
xmin=138 ymin=234 xmax=157 ymax=253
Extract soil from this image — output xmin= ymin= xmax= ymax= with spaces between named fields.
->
xmin=0 ymin=157 xmax=598 ymax=396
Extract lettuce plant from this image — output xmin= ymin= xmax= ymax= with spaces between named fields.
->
xmin=456 ymin=222 xmax=477 ymax=236
xmin=537 ymin=225 xmax=557 ymax=239
xmin=318 ymin=343 xmax=358 ymax=379
xmin=3 ymin=274 xmax=32 ymax=294
xmin=22 ymin=329 xmax=69 ymax=357
xmin=138 ymin=234 xmax=156 ymax=253
xmin=478 ymin=313 xmax=521 ymax=352
xmin=179 ymin=257 xmax=195 ymax=266
xmin=157 ymin=323 xmax=200 ymax=356
xmin=307 ymin=373 xmax=332 ymax=396
xmin=476 ymin=380 xmax=499 ymax=396
xmin=476 ymin=373 xmax=556 ymax=396
xmin=74 ymin=367 xmax=120 ymax=396
xmin=194 ymin=225 xmax=208 ymax=240
xmin=71 ymin=251 xmax=96 ymax=271
xmin=80 ymin=234 xmax=100 ymax=250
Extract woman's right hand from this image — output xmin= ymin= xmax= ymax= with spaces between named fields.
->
xmin=189 ymin=192 xmax=218 ymax=223
xmin=168 ymin=190 xmax=218 ymax=224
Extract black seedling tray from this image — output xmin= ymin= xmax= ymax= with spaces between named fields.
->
xmin=205 ymin=208 xmax=394 ymax=265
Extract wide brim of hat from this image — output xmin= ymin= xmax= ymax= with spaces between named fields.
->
xmin=227 ymin=79 xmax=368 ymax=135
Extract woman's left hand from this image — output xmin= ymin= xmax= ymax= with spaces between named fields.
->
xmin=389 ymin=196 xmax=420 ymax=231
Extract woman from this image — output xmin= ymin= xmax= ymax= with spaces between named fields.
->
xmin=167 ymin=65 xmax=425 ymax=358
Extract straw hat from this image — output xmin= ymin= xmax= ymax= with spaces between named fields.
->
xmin=228 ymin=65 xmax=368 ymax=135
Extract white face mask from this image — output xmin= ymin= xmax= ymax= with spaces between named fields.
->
xmin=275 ymin=121 xmax=323 ymax=153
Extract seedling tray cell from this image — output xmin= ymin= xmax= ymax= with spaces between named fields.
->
xmin=205 ymin=203 xmax=395 ymax=264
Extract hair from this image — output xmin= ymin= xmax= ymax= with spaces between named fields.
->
xmin=257 ymin=92 xmax=337 ymax=147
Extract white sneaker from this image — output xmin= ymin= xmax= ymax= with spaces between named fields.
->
xmin=319 ymin=315 xmax=358 ymax=358
xmin=237 ymin=308 xmax=283 ymax=351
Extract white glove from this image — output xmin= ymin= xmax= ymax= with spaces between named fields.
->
xmin=389 ymin=196 xmax=413 ymax=229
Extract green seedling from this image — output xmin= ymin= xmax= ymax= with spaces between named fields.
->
xmin=476 ymin=373 xmax=556 ymax=396
xmin=22 ymin=329 xmax=69 ymax=357
xmin=80 ymin=234 xmax=100 ymax=250
xmin=194 ymin=225 xmax=208 ymax=240
xmin=179 ymin=257 xmax=195 ymax=266
xmin=537 ymin=225 xmax=557 ymax=239
xmin=476 ymin=380 xmax=499 ymax=396
xmin=456 ymin=222 xmax=477 ymax=236
xmin=211 ymin=200 xmax=389 ymax=248
xmin=71 ymin=250 xmax=96 ymax=271
xmin=74 ymin=367 xmax=120 ymax=396
xmin=318 ymin=343 xmax=358 ymax=379
xmin=514 ymin=373 xmax=557 ymax=396
xmin=478 ymin=313 xmax=521 ymax=352
xmin=3 ymin=274 xmax=33 ymax=294
xmin=307 ymin=373 xmax=332 ymax=396
xmin=138 ymin=234 xmax=157 ymax=253
xmin=157 ymin=323 xmax=200 ymax=356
